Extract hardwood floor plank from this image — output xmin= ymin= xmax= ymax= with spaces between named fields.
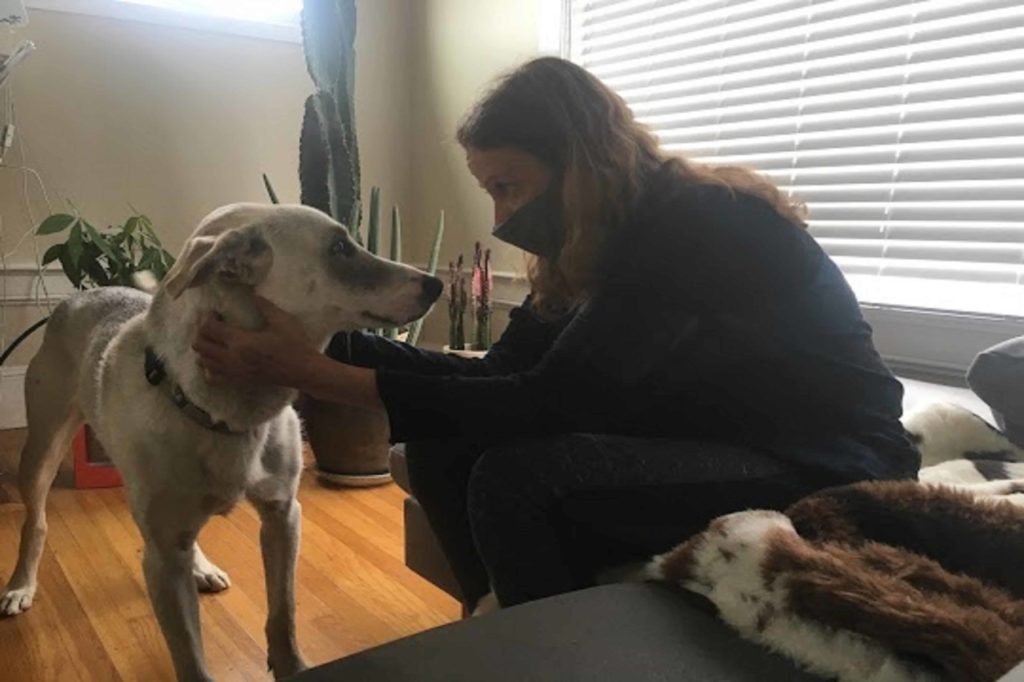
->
xmin=33 ymin=541 xmax=120 ymax=681
xmin=0 ymin=512 xmax=85 ymax=682
xmin=87 ymin=489 xmax=269 ymax=681
xmin=299 ymin=489 xmax=458 ymax=617
xmin=0 ymin=430 xmax=458 ymax=680
xmin=46 ymin=490 xmax=173 ymax=680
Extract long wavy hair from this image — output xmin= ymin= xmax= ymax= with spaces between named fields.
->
xmin=457 ymin=57 xmax=806 ymax=318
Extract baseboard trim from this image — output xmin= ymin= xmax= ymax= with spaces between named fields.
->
xmin=0 ymin=366 xmax=27 ymax=430
xmin=1 ymin=263 xmax=74 ymax=307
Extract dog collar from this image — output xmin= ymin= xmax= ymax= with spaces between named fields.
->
xmin=144 ymin=347 xmax=242 ymax=435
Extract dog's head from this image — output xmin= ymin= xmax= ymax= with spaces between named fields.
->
xmin=162 ymin=203 xmax=443 ymax=339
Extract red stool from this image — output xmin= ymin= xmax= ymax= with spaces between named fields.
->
xmin=72 ymin=426 xmax=122 ymax=489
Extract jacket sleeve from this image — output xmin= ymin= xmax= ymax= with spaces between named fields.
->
xmin=377 ymin=255 xmax=703 ymax=443
xmin=328 ymin=295 xmax=566 ymax=378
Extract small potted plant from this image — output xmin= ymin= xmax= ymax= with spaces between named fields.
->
xmin=444 ymin=242 xmax=492 ymax=359
xmin=36 ymin=210 xmax=176 ymax=487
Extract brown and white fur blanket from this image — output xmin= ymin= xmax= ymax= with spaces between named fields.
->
xmin=646 ymin=404 xmax=1024 ymax=682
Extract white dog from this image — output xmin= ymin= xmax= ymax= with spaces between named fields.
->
xmin=0 ymin=203 xmax=442 ymax=681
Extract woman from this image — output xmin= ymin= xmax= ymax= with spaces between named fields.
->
xmin=194 ymin=57 xmax=919 ymax=612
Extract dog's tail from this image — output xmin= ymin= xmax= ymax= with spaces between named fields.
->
xmin=131 ymin=270 xmax=159 ymax=294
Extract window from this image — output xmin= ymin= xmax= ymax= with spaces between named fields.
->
xmin=567 ymin=0 xmax=1024 ymax=320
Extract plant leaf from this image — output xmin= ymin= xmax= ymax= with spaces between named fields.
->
xmin=67 ymin=223 xmax=84 ymax=267
xmin=348 ymin=198 xmax=363 ymax=246
xmin=59 ymin=247 xmax=83 ymax=289
xmin=407 ymin=210 xmax=446 ymax=347
xmin=81 ymin=249 xmax=109 ymax=286
xmin=366 ymin=187 xmax=381 ymax=256
xmin=36 ymin=214 xmax=76 ymax=235
xmin=390 ymin=205 xmax=401 ymax=262
xmin=41 ymin=243 xmax=64 ymax=266
xmin=262 ymin=173 xmax=280 ymax=204
xmin=82 ymin=221 xmax=119 ymax=264
xmin=137 ymin=250 xmax=155 ymax=272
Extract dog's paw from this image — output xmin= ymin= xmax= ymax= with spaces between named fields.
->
xmin=269 ymin=653 xmax=308 ymax=679
xmin=192 ymin=557 xmax=231 ymax=593
xmin=0 ymin=583 xmax=37 ymax=616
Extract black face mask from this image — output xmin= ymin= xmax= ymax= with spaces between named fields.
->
xmin=491 ymin=185 xmax=565 ymax=259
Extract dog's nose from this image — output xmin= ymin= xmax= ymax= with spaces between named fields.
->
xmin=421 ymin=275 xmax=443 ymax=303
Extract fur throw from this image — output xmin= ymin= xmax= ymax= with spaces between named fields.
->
xmin=647 ymin=404 xmax=1024 ymax=681
xmin=649 ymin=484 xmax=1024 ymax=681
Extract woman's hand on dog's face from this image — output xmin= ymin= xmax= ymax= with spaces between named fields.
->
xmin=193 ymin=296 xmax=321 ymax=388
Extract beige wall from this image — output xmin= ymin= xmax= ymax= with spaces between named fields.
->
xmin=0 ymin=1 xmax=543 ymax=361
xmin=0 ymin=2 xmax=414 ymax=363
xmin=408 ymin=0 xmax=541 ymax=273
xmin=408 ymin=0 xmax=543 ymax=346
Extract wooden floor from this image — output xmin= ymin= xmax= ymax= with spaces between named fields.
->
xmin=0 ymin=429 xmax=459 ymax=681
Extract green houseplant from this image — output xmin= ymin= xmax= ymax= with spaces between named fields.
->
xmin=268 ymin=0 xmax=445 ymax=486
xmin=37 ymin=211 xmax=176 ymax=288
xmin=34 ymin=210 xmax=176 ymax=487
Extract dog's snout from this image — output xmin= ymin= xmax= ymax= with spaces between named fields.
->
xmin=421 ymin=275 xmax=443 ymax=303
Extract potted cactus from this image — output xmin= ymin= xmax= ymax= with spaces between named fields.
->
xmin=270 ymin=0 xmax=445 ymax=486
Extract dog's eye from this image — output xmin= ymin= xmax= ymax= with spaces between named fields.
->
xmin=330 ymin=238 xmax=355 ymax=258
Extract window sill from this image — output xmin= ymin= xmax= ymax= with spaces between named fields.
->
xmin=863 ymin=305 xmax=1024 ymax=384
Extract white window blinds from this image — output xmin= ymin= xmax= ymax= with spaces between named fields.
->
xmin=569 ymin=0 xmax=1024 ymax=318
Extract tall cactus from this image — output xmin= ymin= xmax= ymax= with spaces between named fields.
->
xmin=284 ymin=0 xmax=446 ymax=348
xmin=365 ymin=186 xmax=381 ymax=256
xmin=299 ymin=0 xmax=360 ymax=230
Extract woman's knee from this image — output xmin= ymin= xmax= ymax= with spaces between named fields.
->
xmin=467 ymin=435 xmax=586 ymax=515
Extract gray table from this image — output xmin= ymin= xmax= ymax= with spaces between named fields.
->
xmin=291 ymin=583 xmax=823 ymax=681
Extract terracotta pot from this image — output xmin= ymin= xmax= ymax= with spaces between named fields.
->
xmin=299 ymin=395 xmax=393 ymax=487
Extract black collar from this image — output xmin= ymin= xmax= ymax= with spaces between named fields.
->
xmin=144 ymin=347 xmax=243 ymax=435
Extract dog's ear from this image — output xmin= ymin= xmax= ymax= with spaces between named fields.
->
xmin=162 ymin=230 xmax=273 ymax=299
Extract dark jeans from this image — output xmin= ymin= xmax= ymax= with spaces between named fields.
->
xmin=405 ymin=434 xmax=841 ymax=609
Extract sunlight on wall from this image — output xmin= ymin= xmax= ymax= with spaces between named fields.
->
xmin=118 ymin=0 xmax=300 ymax=26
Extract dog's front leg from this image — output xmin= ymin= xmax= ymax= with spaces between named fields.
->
xmin=142 ymin=536 xmax=212 ymax=682
xmin=254 ymin=497 xmax=307 ymax=678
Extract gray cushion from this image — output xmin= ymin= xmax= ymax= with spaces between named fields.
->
xmin=291 ymin=583 xmax=823 ymax=681
xmin=967 ymin=336 xmax=1024 ymax=445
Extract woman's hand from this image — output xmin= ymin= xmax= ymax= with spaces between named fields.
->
xmin=192 ymin=296 xmax=385 ymax=413
xmin=193 ymin=296 xmax=323 ymax=389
